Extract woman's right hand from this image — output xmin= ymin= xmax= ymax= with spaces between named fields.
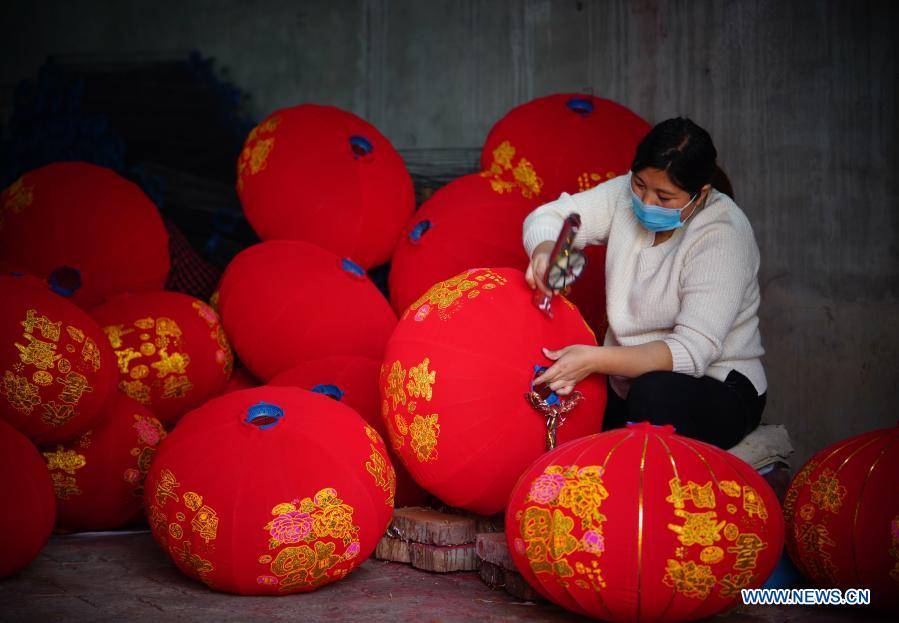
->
xmin=525 ymin=240 xmax=556 ymax=296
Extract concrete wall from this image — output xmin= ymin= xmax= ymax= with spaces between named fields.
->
xmin=2 ymin=0 xmax=897 ymax=466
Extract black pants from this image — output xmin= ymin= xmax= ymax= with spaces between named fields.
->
xmin=602 ymin=370 xmax=766 ymax=449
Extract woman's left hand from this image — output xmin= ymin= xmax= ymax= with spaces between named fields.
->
xmin=533 ymin=344 xmax=599 ymax=396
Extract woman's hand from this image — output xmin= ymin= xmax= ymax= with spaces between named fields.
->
xmin=533 ymin=344 xmax=599 ymax=396
xmin=525 ymin=240 xmax=556 ymax=296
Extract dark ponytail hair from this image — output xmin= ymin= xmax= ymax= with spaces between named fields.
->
xmin=631 ymin=117 xmax=734 ymax=199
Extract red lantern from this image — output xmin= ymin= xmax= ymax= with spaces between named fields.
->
xmin=42 ymin=393 xmax=166 ymax=531
xmin=0 ymin=162 xmax=170 ymax=308
xmin=566 ymin=244 xmax=609 ymax=342
xmin=269 ymin=356 xmax=427 ymax=507
xmin=379 ymin=267 xmax=606 ymax=515
xmin=0 ymin=275 xmax=116 ymax=444
xmin=506 ymin=422 xmax=784 ymax=622
xmin=480 ymin=93 xmax=650 ymax=201
xmin=236 ymin=104 xmax=414 ymax=269
xmin=388 ymin=173 xmax=539 ymax=315
xmin=90 ymin=291 xmax=233 ymax=427
xmin=217 ymin=241 xmax=397 ymax=381
xmin=0 ymin=419 xmax=55 ymax=578
xmin=144 ymin=386 xmax=395 ymax=594
xmin=784 ymin=424 xmax=899 ymax=613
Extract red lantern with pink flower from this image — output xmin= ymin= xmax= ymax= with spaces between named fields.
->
xmin=783 ymin=424 xmax=899 ymax=613
xmin=90 ymin=291 xmax=233 ymax=427
xmin=0 ymin=419 xmax=56 ymax=578
xmin=506 ymin=422 xmax=784 ymax=622
xmin=42 ymin=393 xmax=166 ymax=531
xmin=0 ymin=274 xmax=116 ymax=445
xmin=144 ymin=385 xmax=394 ymax=594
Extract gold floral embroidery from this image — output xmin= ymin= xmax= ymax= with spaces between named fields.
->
xmin=668 ymin=510 xmax=726 ymax=547
xmin=2 ymin=370 xmax=41 ymax=414
xmin=406 ymin=358 xmax=436 ymax=401
xmin=365 ymin=443 xmax=396 ymax=506
xmin=152 ymin=350 xmax=190 ymax=377
xmin=480 ymin=140 xmax=543 ymax=198
xmin=808 ymin=469 xmax=846 ymax=514
xmin=50 ymin=472 xmax=81 ymax=499
xmin=237 ymin=115 xmax=282 ymax=191
xmin=15 ymin=333 xmax=62 ymax=371
xmin=576 ymin=171 xmax=618 ymax=192
xmin=409 ymin=414 xmax=439 ymax=462
xmin=663 ymin=559 xmax=717 ymax=600
xmin=404 ymin=269 xmax=509 ymax=322
xmin=40 ymin=401 xmax=76 ymax=427
xmin=43 ymin=447 xmax=87 ymax=474
xmin=162 ymin=374 xmax=193 ymax=399
xmin=32 ymin=371 xmax=53 ymax=386
xmin=183 ymin=492 xmax=203 ymax=511
xmin=0 ymin=177 xmax=34 ymax=230
xmin=21 ymin=310 xmax=61 ymax=341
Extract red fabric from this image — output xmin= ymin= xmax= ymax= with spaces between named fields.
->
xmin=237 ymin=105 xmax=415 ymax=269
xmin=143 ymin=385 xmax=395 ymax=594
xmin=0 ymin=162 xmax=170 ymax=308
xmin=163 ymin=218 xmax=221 ymax=302
xmin=222 ymin=366 xmax=259 ymax=394
xmin=217 ymin=241 xmax=397 ymax=382
xmin=379 ymin=267 xmax=606 ymax=515
xmin=42 ymin=393 xmax=166 ymax=531
xmin=0 ymin=275 xmax=116 ymax=444
xmin=269 ymin=356 xmax=427 ymax=508
xmin=0 ymin=419 xmax=55 ymax=578
xmin=388 ymin=174 xmax=539 ymax=315
xmin=90 ymin=291 xmax=233 ymax=427
xmin=480 ymin=93 xmax=651 ymax=201
xmin=506 ymin=422 xmax=784 ymax=622
xmin=784 ymin=424 xmax=899 ymax=613
xmin=566 ymin=244 xmax=609 ymax=342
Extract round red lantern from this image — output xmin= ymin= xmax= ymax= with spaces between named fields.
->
xmin=217 ymin=240 xmax=397 ymax=381
xmin=144 ymin=386 xmax=395 ymax=594
xmin=380 ymin=267 xmax=606 ymax=515
xmin=0 ymin=419 xmax=56 ymax=578
xmin=0 ymin=162 xmax=170 ymax=308
xmin=784 ymin=424 xmax=899 ymax=613
xmin=506 ymin=422 xmax=784 ymax=622
xmin=0 ymin=274 xmax=116 ymax=444
xmin=269 ymin=356 xmax=427 ymax=507
xmin=90 ymin=291 xmax=233 ymax=427
xmin=42 ymin=392 xmax=166 ymax=531
xmin=566 ymin=244 xmax=609 ymax=341
xmin=236 ymin=104 xmax=414 ymax=269
xmin=388 ymin=173 xmax=538 ymax=315
xmin=480 ymin=93 xmax=650 ymax=201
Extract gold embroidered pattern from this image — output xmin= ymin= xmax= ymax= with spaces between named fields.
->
xmin=15 ymin=333 xmax=62 ymax=371
xmin=183 ymin=492 xmax=203 ymax=511
xmin=404 ymin=269 xmax=509 ymax=322
xmin=0 ymin=176 xmax=34 ymax=230
xmin=32 ymin=371 xmax=53 ymax=386
xmin=808 ymin=469 xmax=847 ymax=514
xmin=409 ymin=414 xmax=439 ymax=462
xmin=666 ymin=478 xmax=717 ymax=509
xmin=663 ymin=559 xmax=717 ymax=599
xmin=365 ymin=443 xmax=396 ymax=506
xmin=119 ymin=379 xmax=151 ymax=405
xmin=43 ymin=447 xmax=87 ymax=474
xmin=50 ymin=472 xmax=81 ymax=499
xmin=237 ymin=115 xmax=282 ymax=191
xmin=40 ymin=401 xmax=76 ymax=427
xmin=2 ymin=370 xmax=41 ymax=414
xmin=480 ymin=140 xmax=544 ymax=198
xmin=55 ymin=371 xmax=93 ymax=404
xmin=191 ymin=505 xmax=219 ymax=543
xmin=406 ymin=358 xmax=436 ymax=401
xmin=668 ymin=510 xmax=726 ymax=547
xmin=576 ymin=171 xmax=618 ymax=192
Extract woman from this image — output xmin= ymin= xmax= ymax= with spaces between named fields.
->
xmin=523 ymin=117 xmax=766 ymax=449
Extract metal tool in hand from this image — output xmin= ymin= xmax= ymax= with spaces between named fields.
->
xmin=532 ymin=213 xmax=587 ymax=319
xmin=525 ymin=365 xmax=585 ymax=450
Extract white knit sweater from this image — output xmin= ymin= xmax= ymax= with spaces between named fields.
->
xmin=523 ymin=173 xmax=767 ymax=398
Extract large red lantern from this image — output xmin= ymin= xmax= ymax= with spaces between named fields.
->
xmin=379 ymin=267 xmax=606 ymax=515
xmin=217 ymin=241 xmax=397 ymax=381
xmin=0 ymin=275 xmax=116 ymax=444
xmin=0 ymin=419 xmax=55 ymax=578
xmin=90 ymin=291 xmax=233 ymax=427
xmin=506 ymin=422 xmax=784 ymax=622
xmin=0 ymin=162 xmax=170 ymax=308
xmin=480 ymin=94 xmax=650 ymax=201
xmin=388 ymin=173 xmax=538 ymax=315
xmin=144 ymin=386 xmax=395 ymax=594
xmin=269 ymin=356 xmax=427 ymax=507
xmin=236 ymin=104 xmax=414 ymax=269
xmin=42 ymin=393 xmax=166 ymax=531
xmin=784 ymin=424 xmax=899 ymax=613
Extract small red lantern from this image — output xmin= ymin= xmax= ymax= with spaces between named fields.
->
xmin=217 ymin=241 xmax=397 ymax=381
xmin=380 ymin=267 xmax=606 ymax=515
xmin=0 ymin=162 xmax=170 ymax=308
xmin=0 ymin=275 xmax=116 ymax=444
xmin=237 ymin=104 xmax=415 ymax=269
xmin=388 ymin=173 xmax=538 ymax=315
xmin=269 ymin=356 xmax=427 ymax=507
xmin=144 ymin=386 xmax=395 ymax=594
xmin=506 ymin=422 xmax=784 ymax=622
xmin=42 ymin=393 xmax=166 ymax=531
xmin=0 ymin=419 xmax=55 ymax=578
xmin=90 ymin=291 xmax=233 ymax=427
xmin=480 ymin=93 xmax=650 ymax=201
xmin=784 ymin=424 xmax=899 ymax=613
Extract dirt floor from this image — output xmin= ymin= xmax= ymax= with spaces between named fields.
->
xmin=0 ymin=531 xmax=892 ymax=622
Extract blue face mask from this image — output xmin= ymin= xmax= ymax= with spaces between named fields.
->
xmin=630 ymin=189 xmax=697 ymax=233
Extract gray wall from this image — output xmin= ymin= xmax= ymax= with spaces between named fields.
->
xmin=2 ymin=0 xmax=897 ymax=467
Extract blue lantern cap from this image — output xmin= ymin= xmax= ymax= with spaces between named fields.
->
xmin=246 ymin=401 xmax=285 ymax=430
xmin=409 ymin=219 xmax=431 ymax=243
xmin=349 ymin=135 xmax=374 ymax=158
xmin=566 ymin=97 xmax=594 ymax=116
xmin=311 ymin=384 xmax=345 ymax=401
xmin=341 ymin=258 xmax=365 ymax=277
xmin=48 ymin=266 xmax=81 ymax=297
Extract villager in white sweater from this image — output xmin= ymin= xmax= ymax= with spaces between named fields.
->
xmin=524 ymin=117 xmax=766 ymax=448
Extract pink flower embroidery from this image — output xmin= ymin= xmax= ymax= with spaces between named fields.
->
xmin=513 ymin=538 xmax=526 ymax=555
xmin=123 ymin=468 xmax=141 ymax=484
xmin=581 ymin=530 xmax=605 ymax=555
xmin=528 ymin=473 xmax=565 ymax=504
xmin=256 ymin=575 xmax=279 ymax=586
xmin=269 ymin=511 xmax=313 ymax=544
xmin=133 ymin=417 xmax=161 ymax=446
xmin=346 ymin=541 xmax=361 ymax=558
